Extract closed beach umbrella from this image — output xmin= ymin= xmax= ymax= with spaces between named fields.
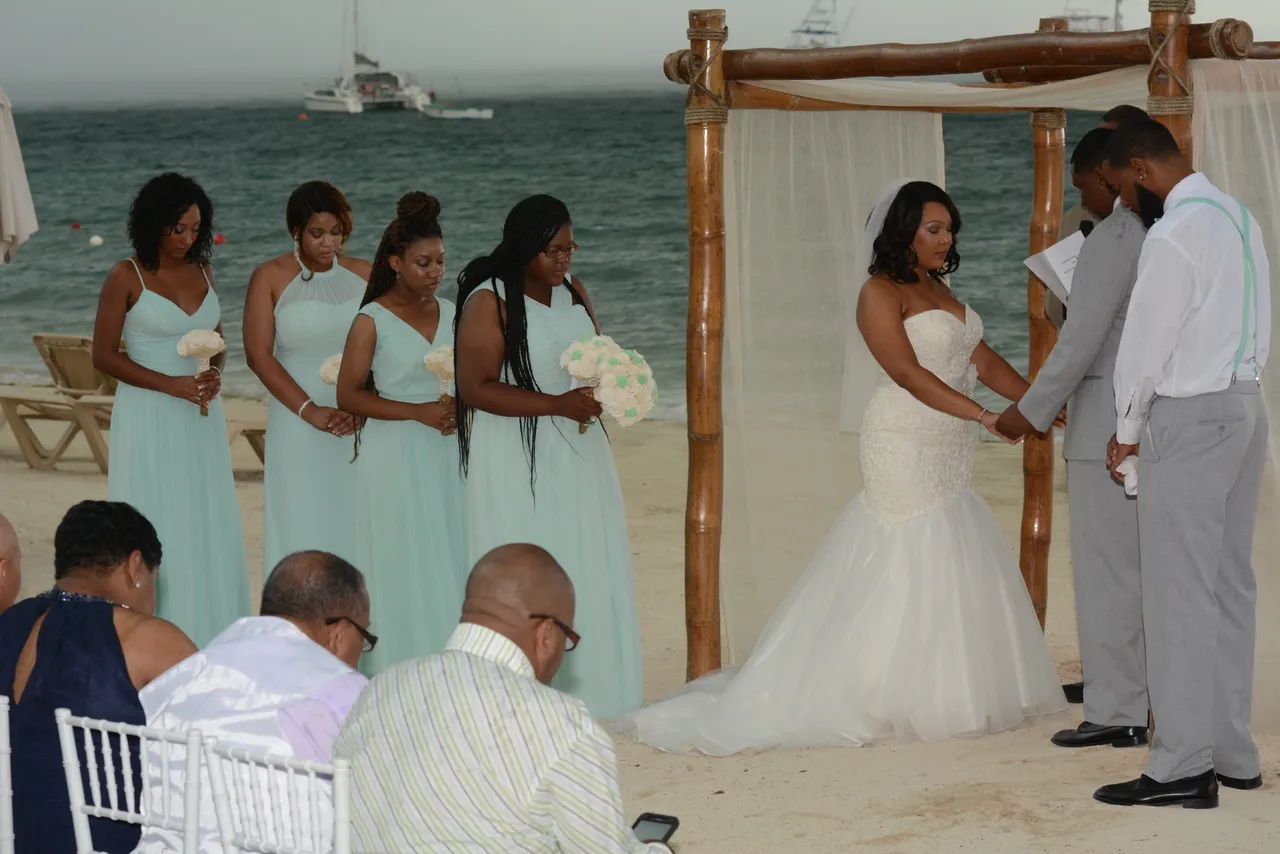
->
xmin=0 ymin=85 xmax=37 ymax=264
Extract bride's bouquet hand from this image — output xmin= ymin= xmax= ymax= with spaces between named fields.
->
xmin=555 ymin=388 xmax=604 ymax=425
xmin=980 ymin=410 xmax=1020 ymax=445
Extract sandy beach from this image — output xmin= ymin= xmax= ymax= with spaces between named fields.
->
xmin=2 ymin=401 xmax=1277 ymax=853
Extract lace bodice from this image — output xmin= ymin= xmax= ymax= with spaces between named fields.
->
xmin=860 ymin=307 xmax=984 ymax=523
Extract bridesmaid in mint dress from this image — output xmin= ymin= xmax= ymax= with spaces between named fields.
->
xmin=336 ymin=191 xmax=466 ymax=675
xmin=92 ymin=172 xmax=250 ymax=647
xmin=454 ymin=194 xmax=643 ymax=718
xmin=243 ymin=181 xmax=369 ymax=573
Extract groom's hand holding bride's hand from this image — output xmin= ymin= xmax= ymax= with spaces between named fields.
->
xmin=980 ymin=409 xmax=1020 ymax=445
xmin=993 ymin=404 xmax=1034 ymax=444
xmin=1106 ymin=434 xmax=1139 ymax=481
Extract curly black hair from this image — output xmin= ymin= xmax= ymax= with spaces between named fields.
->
xmin=128 ymin=172 xmax=215 ymax=272
xmin=868 ymin=181 xmax=962 ymax=284
xmin=454 ymin=194 xmax=587 ymax=492
xmin=54 ymin=500 xmax=162 ymax=580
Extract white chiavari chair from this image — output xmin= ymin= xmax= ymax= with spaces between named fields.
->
xmin=203 ymin=737 xmax=350 ymax=854
xmin=0 ymin=697 xmax=14 ymax=854
xmin=54 ymin=708 xmax=202 ymax=854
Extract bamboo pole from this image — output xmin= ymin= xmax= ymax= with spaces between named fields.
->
xmin=683 ymin=8 xmax=727 ymax=681
xmin=1255 ymin=42 xmax=1280 ymax=60
xmin=663 ymin=21 xmax=1253 ymax=84
xmin=1148 ymin=1 xmax=1195 ymax=156
xmin=1020 ymin=19 xmax=1068 ymax=629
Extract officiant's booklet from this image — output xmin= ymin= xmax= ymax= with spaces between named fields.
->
xmin=1024 ymin=229 xmax=1086 ymax=307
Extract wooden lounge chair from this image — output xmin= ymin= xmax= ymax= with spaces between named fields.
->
xmin=0 ymin=335 xmax=116 ymax=473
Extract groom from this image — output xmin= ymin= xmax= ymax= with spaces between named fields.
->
xmin=995 ymin=127 xmax=1148 ymax=749
xmin=1096 ymin=119 xmax=1270 ymax=807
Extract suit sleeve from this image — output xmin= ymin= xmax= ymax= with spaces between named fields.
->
xmin=1017 ymin=223 xmax=1136 ymax=431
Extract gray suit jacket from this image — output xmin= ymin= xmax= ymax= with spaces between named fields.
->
xmin=1045 ymin=201 xmax=1102 ymax=330
xmin=1019 ymin=206 xmax=1145 ymax=461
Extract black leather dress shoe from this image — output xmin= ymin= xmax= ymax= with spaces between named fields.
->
xmin=1051 ymin=721 xmax=1148 ymax=748
xmin=1094 ymin=770 xmax=1218 ymax=808
xmin=1217 ymin=773 xmax=1263 ymax=790
xmin=1062 ymin=681 xmax=1084 ymax=704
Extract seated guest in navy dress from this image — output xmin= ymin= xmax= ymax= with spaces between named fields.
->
xmin=0 ymin=501 xmax=196 ymax=854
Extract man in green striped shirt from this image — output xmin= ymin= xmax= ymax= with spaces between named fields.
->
xmin=335 ymin=544 xmax=675 ymax=853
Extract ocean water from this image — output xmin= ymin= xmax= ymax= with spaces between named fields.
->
xmin=0 ymin=94 xmax=1097 ymax=417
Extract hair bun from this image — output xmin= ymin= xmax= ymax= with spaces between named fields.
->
xmin=396 ymin=191 xmax=440 ymax=222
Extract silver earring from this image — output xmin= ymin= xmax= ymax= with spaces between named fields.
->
xmin=294 ymin=240 xmax=314 ymax=282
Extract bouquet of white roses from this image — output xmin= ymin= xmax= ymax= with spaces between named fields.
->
xmin=424 ymin=346 xmax=455 ymax=404
xmin=559 ymin=334 xmax=657 ymax=433
xmin=319 ymin=354 xmax=342 ymax=385
xmin=176 ymin=329 xmax=226 ymax=416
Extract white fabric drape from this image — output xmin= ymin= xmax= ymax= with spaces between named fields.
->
xmin=718 ymin=61 xmax=1280 ymax=698
xmin=0 ymin=85 xmax=37 ymax=264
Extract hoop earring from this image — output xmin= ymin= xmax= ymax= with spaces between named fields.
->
xmin=294 ymin=240 xmax=315 ymax=282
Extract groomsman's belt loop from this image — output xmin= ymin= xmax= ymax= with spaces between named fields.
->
xmin=1174 ymin=197 xmax=1259 ymax=386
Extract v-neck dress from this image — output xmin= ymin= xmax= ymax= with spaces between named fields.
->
xmin=352 ymin=299 xmax=467 ymax=675
xmin=107 ymin=259 xmax=250 ymax=647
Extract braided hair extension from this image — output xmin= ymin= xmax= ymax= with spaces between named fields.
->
xmin=453 ymin=194 xmax=587 ymax=492
xmin=351 ymin=191 xmax=443 ymax=459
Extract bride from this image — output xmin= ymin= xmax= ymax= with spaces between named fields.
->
xmin=610 ymin=179 xmax=1068 ymax=755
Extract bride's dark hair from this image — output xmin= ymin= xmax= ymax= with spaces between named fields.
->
xmin=868 ymin=181 xmax=962 ymax=284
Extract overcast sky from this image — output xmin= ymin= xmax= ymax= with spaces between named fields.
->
xmin=2 ymin=0 xmax=1278 ymax=103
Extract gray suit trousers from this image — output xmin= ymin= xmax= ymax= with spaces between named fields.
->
xmin=1066 ymin=460 xmax=1145 ymax=727
xmin=1138 ymin=383 xmax=1267 ymax=782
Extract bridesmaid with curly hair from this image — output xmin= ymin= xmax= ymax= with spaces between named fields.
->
xmin=92 ymin=172 xmax=249 ymax=647
xmin=336 ymin=191 xmax=466 ymax=674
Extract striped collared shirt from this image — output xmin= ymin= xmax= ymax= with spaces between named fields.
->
xmin=334 ymin=623 xmax=670 ymax=853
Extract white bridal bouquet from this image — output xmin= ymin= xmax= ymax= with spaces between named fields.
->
xmin=319 ymin=354 xmax=342 ymax=385
xmin=176 ymin=329 xmax=226 ymax=416
xmin=424 ymin=346 xmax=455 ymax=405
xmin=559 ymin=334 xmax=657 ymax=433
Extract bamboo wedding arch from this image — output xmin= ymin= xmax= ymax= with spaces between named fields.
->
xmin=668 ymin=3 xmax=1279 ymax=680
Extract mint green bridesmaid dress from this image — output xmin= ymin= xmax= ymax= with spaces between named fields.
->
xmin=463 ymin=281 xmax=643 ymax=718
xmin=353 ymin=299 xmax=468 ymax=675
xmin=262 ymin=263 xmax=365 ymax=573
xmin=107 ymin=259 xmax=250 ymax=647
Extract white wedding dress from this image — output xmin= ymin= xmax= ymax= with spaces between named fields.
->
xmin=611 ymin=305 xmax=1068 ymax=755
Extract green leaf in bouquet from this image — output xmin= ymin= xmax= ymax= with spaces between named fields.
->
xmin=616 ymin=375 xmax=631 ymax=388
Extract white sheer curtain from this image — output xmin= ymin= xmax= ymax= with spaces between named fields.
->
xmin=720 ymin=110 xmax=944 ymax=662
xmin=1193 ymin=59 xmax=1280 ymax=733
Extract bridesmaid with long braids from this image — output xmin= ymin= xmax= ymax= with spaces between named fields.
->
xmin=243 ymin=181 xmax=369 ymax=573
xmin=336 ymin=191 xmax=465 ymax=674
xmin=91 ymin=172 xmax=249 ymax=647
xmin=454 ymin=194 xmax=643 ymax=717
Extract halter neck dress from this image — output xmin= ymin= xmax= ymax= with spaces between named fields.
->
xmin=107 ymin=259 xmax=249 ymax=647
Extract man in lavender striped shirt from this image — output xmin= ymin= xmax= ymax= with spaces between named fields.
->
xmin=337 ymin=544 xmax=675 ymax=853
xmin=137 ymin=550 xmax=374 ymax=854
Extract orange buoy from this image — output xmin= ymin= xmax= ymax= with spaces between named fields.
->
xmin=213 ymin=234 xmax=226 ymax=245
xmin=70 ymin=222 xmax=81 ymax=230
xmin=299 ymin=113 xmax=308 ymax=121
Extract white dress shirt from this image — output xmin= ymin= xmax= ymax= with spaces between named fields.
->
xmin=334 ymin=623 xmax=671 ymax=853
xmin=1113 ymin=172 xmax=1271 ymax=444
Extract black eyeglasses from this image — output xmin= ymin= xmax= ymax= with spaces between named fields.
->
xmin=542 ymin=242 xmax=579 ymax=262
xmin=530 ymin=614 xmax=579 ymax=651
xmin=325 ymin=616 xmax=378 ymax=652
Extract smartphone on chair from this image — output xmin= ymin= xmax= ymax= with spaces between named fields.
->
xmin=632 ymin=812 xmax=679 ymax=844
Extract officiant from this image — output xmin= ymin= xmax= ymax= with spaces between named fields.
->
xmin=995 ymin=127 xmax=1148 ymax=750
xmin=1094 ymin=118 xmax=1270 ymax=809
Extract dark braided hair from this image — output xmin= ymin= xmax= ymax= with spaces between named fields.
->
xmin=128 ymin=172 xmax=215 ymax=272
xmin=351 ymin=191 xmax=444 ymax=459
xmin=454 ymin=194 xmax=587 ymax=491
xmin=868 ymin=181 xmax=962 ymax=285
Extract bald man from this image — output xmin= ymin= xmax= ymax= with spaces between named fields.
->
xmin=338 ymin=544 xmax=675 ymax=853
xmin=0 ymin=514 xmax=22 ymax=612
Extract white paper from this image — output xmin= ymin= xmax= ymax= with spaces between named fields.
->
xmin=1116 ymin=457 xmax=1138 ymax=496
xmin=1024 ymin=230 xmax=1086 ymax=307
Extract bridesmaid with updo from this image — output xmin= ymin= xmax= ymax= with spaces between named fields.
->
xmin=243 ymin=180 xmax=370 ymax=573
xmin=336 ymin=192 xmax=466 ymax=675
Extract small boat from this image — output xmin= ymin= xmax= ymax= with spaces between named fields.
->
xmin=420 ymin=105 xmax=494 ymax=120
xmin=304 ymin=85 xmax=364 ymax=114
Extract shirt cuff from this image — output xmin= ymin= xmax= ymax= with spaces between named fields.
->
xmin=1117 ymin=417 xmax=1144 ymax=446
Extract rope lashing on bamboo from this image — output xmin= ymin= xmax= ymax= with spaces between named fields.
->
xmin=1146 ymin=0 xmax=1195 ymax=115
xmin=1209 ymin=18 xmax=1233 ymax=59
xmin=685 ymin=26 xmax=729 ymax=127
xmin=1030 ymin=109 xmax=1066 ymax=130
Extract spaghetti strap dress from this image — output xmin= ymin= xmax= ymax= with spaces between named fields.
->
xmin=262 ymin=262 xmax=365 ymax=572
xmin=353 ymin=300 xmax=468 ymax=675
xmin=107 ymin=259 xmax=250 ymax=647
xmin=462 ymin=280 xmax=643 ymax=718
